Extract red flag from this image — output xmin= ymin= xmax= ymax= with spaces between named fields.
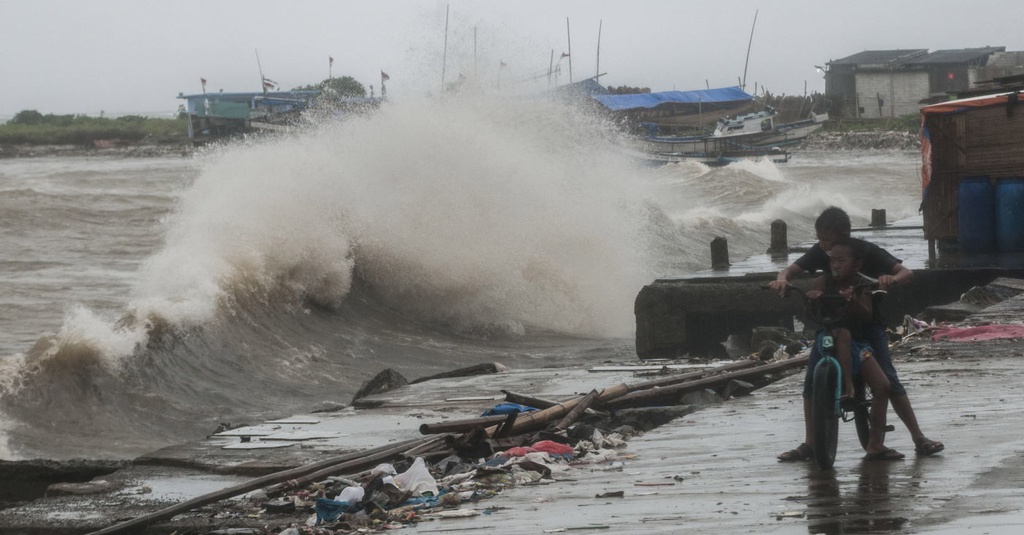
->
xmin=560 ymin=52 xmax=570 ymax=59
xmin=329 ymin=56 xmax=334 ymax=66
xmin=381 ymin=70 xmax=390 ymax=81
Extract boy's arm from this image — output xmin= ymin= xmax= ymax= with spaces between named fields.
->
xmin=768 ymin=263 xmax=806 ymax=296
xmin=878 ymin=263 xmax=913 ymax=289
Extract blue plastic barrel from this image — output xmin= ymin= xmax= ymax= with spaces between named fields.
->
xmin=958 ymin=176 xmax=996 ymax=253
xmin=996 ymin=178 xmax=1024 ymax=252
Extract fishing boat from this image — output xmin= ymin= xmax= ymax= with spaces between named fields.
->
xmin=636 ymin=106 xmax=828 ymax=162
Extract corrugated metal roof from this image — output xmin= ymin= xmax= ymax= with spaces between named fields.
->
xmin=828 ymin=49 xmax=928 ymax=67
xmin=907 ymin=47 xmax=1005 ymax=65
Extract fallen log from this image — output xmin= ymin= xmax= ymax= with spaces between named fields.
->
xmin=410 ymin=362 xmax=509 ymax=384
xmin=601 ymin=355 xmax=808 ymax=410
xmin=86 ymin=436 xmax=435 ymax=535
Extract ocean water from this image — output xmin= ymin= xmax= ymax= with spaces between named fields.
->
xmin=0 ymin=96 xmax=922 ymax=460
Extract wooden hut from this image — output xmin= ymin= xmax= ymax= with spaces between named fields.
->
xmin=920 ymin=90 xmax=1024 ymax=257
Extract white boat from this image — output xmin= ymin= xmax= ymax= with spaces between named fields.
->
xmin=638 ymin=107 xmax=828 ymax=159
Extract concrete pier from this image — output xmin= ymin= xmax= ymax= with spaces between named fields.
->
xmin=635 ymin=220 xmax=1024 ymax=358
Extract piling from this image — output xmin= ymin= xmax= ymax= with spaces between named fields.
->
xmin=870 ymin=209 xmax=888 ymax=228
xmin=768 ymin=219 xmax=788 ymax=257
xmin=710 ymin=237 xmax=730 ymax=269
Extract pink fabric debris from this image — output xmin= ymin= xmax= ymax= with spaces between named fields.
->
xmin=503 ymin=446 xmax=536 ymax=457
xmin=530 ymin=440 xmax=575 ymax=455
xmin=931 ymin=324 xmax=1024 ymax=341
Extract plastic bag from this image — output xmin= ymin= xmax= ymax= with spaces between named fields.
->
xmin=393 ymin=457 xmax=439 ymax=496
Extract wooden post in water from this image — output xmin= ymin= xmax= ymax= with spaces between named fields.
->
xmin=768 ymin=219 xmax=788 ymax=258
xmin=711 ymin=237 xmax=730 ymax=269
xmin=871 ymin=208 xmax=887 ymax=228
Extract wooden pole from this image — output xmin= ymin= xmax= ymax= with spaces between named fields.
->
xmin=602 ymin=355 xmax=808 ymax=410
xmin=769 ymin=219 xmax=788 ymax=257
xmin=711 ymin=237 xmax=730 ymax=269
xmin=554 ymin=389 xmax=600 ymax=431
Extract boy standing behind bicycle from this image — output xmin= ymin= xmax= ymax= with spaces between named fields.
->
xmin=771 ymin=206 xmax=943 ymax=461
xmin=807 ymin=238 xmax=902 ymax=460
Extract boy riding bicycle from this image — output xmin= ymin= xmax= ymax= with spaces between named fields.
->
xmin=771 ymin=206 xmax=943 ymax=461
xmin=806 ymin=237 xmax=899 ymax=460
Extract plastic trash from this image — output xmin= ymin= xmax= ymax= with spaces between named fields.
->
xmin=480 ymin=402 xmax=538 ymax=416
xmin=393 ymin=457 xmax=439 ymax=496
xmin=335 ymin=486 xmax=364 ymax=505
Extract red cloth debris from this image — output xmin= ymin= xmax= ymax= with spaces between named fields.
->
xmin=931 ymin=324 xmax=1024 ymax=341
xmin=530 ymin=440 xmax=575 ymax=455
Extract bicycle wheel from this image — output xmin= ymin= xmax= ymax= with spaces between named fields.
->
xmin=811 ymin=359 xmax=839 ymax=469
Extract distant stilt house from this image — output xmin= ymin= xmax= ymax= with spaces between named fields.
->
xmin=176 ymin=91 xmax=320 ymax=144
xmin=823 ymin=47 xmax=1024 ymax=119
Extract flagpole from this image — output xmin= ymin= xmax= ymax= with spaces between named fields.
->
xmin=255 ymin=48 xmax=267 ymax=95
xmin=596 ymin=19 xmax=602 ymax=80
xmin=566 ymin=18 xmax=573 ymax=84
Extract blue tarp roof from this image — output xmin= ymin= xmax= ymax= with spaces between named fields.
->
xmin=592 ymin=86 xmax=753 ymax=111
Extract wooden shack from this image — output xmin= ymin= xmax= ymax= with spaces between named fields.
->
xmin=920 ymin=90 xmax=1024 ymax=256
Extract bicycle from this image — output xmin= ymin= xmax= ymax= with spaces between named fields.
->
xmin=768 ymin=283 xmax=894 ymax=470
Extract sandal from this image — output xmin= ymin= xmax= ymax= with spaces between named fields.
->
xmin=914 ymin=438 xmax=945 ymax=456
xmin=864 ymin=448 xmax=905 ymax=461
xmin=777 ymin=443 xmax=813 ymax=462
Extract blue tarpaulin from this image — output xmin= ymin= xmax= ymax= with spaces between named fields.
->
xmin=592 ymin=86 xmax=753 ymax=111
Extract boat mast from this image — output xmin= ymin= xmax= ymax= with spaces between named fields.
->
xmin=442 ymin=4 xmax=450 ymax=95
xmin=566 ymin=17 xmax=573 ymax=84
xmin=595 ymin=19 xmax=602 ymax=80
xmin=741 ymin=10 xmax=758 ymax=92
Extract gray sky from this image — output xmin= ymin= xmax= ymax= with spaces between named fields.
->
xmin=2 ymin=0 xmax=1023 ymax=117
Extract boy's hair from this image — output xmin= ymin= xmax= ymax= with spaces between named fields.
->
xmin=815 ymin=206 xmax=852 ymax=234
xmin=831 ymin=237 xmax=867 ymax=260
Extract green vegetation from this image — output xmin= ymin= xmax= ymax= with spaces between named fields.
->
xmin=0 ymin=111 xmax=189 ymax=145
xmin=293 ymin=76 xmax=366 ymax=98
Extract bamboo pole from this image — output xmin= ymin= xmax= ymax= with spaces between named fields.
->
xmin=602 ymin=355 xmax=808 ymax=410
xmin=419 ymin=413 xmax=514 ymax=435
xmin=554 ymin=389 xmax=600 ymax=431
xmin=86 ymin=436 xmax=433 ymax=535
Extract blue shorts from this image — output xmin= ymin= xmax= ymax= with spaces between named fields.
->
xmin=803 ymin=324 xmax=905 ymax=399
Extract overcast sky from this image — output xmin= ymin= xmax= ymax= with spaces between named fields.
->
xmin=2 ymin=0 xmax=1023 ymax=118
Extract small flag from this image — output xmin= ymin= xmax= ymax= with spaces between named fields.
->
xmin=500 ymin=61 xmax=507 ymax=68
xmin=381 ymin=70 xmax=390 ymax=82
xmin=200 ymin=78 xmax=207 ymax=87
xmin=262 ymin=77 xmax=278 ymax=89
xmin=560 ymin=52 xmax=570 ymax=59
xmin=329 ymin=56 xmax=334 ymax=66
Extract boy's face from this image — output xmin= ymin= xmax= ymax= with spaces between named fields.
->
xmin=829 ymin=244 xmax=862 ymax=280
xmin=816 ymin=230 xmax=847 ymax=252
